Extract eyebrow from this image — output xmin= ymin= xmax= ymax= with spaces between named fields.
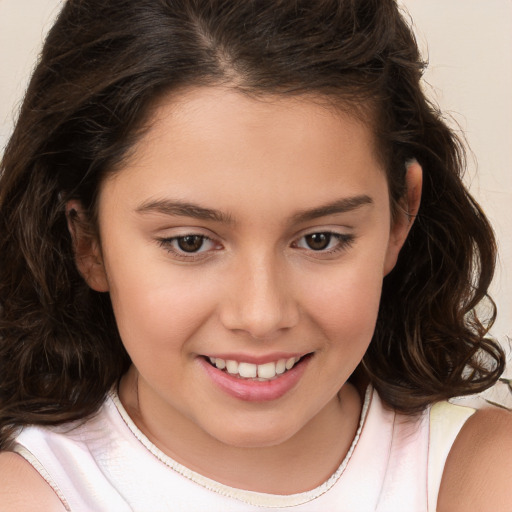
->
xmin=135 ymin=194 xmax=373 ymax=224
xmin=136 ymin=199 xmax=234 ymax=224
xmin=292 ymin=195 xmax=374 ymax=223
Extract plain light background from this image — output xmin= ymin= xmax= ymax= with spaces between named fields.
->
xmin=1 ymin=1 xmax=511 ymax=369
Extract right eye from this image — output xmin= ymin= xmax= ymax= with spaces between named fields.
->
xmin=157 ymin=234 xmax=220 ymax=259
xmin=299 ymin=232 xmax=335 ymax=251
xmin=174 ymin=235 xmax=210 ymax=253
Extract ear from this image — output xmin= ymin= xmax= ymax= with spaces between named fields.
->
xmin=66 ymin=200 xmax=109 ymax=292
xmin=383 ymin=159 xmax=423 ymax=276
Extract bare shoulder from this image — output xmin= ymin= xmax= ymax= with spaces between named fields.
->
xmin=437 ymin=406 xmax=512 ymax=512
xmin=0 ymin=451 xmax=67 ymax=511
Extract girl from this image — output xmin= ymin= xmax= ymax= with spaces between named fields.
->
xmin=0 ymin=0 xmax=510 ymax=510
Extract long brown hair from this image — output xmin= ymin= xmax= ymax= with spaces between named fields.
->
xmin=0 ymin=0 xmax=504 ymax=448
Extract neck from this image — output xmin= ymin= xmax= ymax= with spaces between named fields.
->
xmin=119 ymin=368 xmax=363 ymax=495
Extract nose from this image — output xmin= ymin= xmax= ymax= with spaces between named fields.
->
xmin=219 ymin=252 xmax=300 ymax=340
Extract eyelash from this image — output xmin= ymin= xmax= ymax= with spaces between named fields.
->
xmin=293 ymin=232 xmax=356 ymax=255
xmin=157 ymin=234 xmax=219 ymax=261
xmin=157 ymin=231 xmax=356 ymax=261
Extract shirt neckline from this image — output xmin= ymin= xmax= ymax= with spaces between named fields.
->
xmin=109 ymin=385 xmax=373 ymax=508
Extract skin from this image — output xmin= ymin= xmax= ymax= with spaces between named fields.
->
xmin=437 ymin=407 xmax=512 ymax=512
xmin=81 ymin=87 xmax=417 ymax=492
xmin=74 ymin=86 xmax=419 ymax=493
xmin=1 ymin=87 xmax=510 ymax=509
xmin=0 ymin=452 xmax=67 ymax=511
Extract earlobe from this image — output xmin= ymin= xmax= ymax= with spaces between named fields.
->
xmin=383 ymin=159 xmax=423 ymax=275
xmin=66 ymin=200 xmax=109 ymax=292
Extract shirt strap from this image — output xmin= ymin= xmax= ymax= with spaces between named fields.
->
xmin=427 ymin=400 xmax=476 ymax=511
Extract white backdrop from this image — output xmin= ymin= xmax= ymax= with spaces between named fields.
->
xmin=1 ymin=1 xmax=511 ymax=354
xmin=399 ymin=0 xmax=512 ymax=367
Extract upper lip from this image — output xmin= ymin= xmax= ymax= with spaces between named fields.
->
xmin=202 ymin=352 xmax=309 ymax=365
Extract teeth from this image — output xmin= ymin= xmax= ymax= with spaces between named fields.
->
xmin=238 ymin=362 xmax=257 ymax=378
xmin=275 ymin=359 xmax=286 ymax=375
xmin=257 ymin=361 xmax=276 ymax=379
xmin=208 ymin=356 xmax=302 ymax=380
xmin=285 ymin=357 xmax=296 ymax=370
xmin=225 ymin=360 xmax=239 ymax=374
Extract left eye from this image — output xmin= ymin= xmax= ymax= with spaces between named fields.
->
xmin=295 ymin=232 xmax=351 ymax=251
xmin=162 ymin=235 xmax=216 ymax=254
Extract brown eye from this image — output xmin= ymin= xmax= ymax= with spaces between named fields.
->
xmin=177 ymin=235 xmax=205 ymax=252
xmin=158 ymin=233 xmax=219 ymax=258
xmin=304 ymin=233 xmax=331 ymax=251
xmin=294 ymin=231 xmax=355 ymax=256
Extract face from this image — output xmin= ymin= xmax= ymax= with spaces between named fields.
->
xmin=77 ymin=87 xmax=418 ymax=452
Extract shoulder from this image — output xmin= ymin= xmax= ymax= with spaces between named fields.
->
xmin=0 ymin=451 xmax=67 ymax=511
xmin=437 ymin=406 xmax=512 ymax=512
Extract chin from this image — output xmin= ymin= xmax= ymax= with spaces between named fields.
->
xmin=208 ymin=421 xmax=299 ymax=450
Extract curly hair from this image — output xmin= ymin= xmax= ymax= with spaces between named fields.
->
xmin=0 ymin=0 xmax=504 ymax=448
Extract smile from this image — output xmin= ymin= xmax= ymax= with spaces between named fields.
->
xmin=208 ymin=356 xmax=301 ymax=381
xmin=200 ymin=353 xmax=311 ymax=401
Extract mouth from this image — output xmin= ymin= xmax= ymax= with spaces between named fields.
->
xmin=200 ymin=353 xmax=313 ymax=402
xmin=204 ymin=354 xmax=311 ymax=382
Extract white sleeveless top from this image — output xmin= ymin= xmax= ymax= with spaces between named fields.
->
xmin=12 ymin=387 xmax=474 ymax=512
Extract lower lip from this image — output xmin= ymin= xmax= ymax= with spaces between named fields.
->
xmin=199 ymin=356 xmax=310 ymax=402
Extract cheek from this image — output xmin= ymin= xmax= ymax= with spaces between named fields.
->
xmin=300 ymin=253 xmax=386 ymax=345
xmin=104 ymin=253 xmax=218 ymax=356
xmin=309 ymin=277 xmax=381 ymax=339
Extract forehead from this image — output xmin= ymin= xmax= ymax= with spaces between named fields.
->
xmin=145 ymin=87 xmax=377 ymax=152
xmin=100 ymin=86 xmax=388 ymax=219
